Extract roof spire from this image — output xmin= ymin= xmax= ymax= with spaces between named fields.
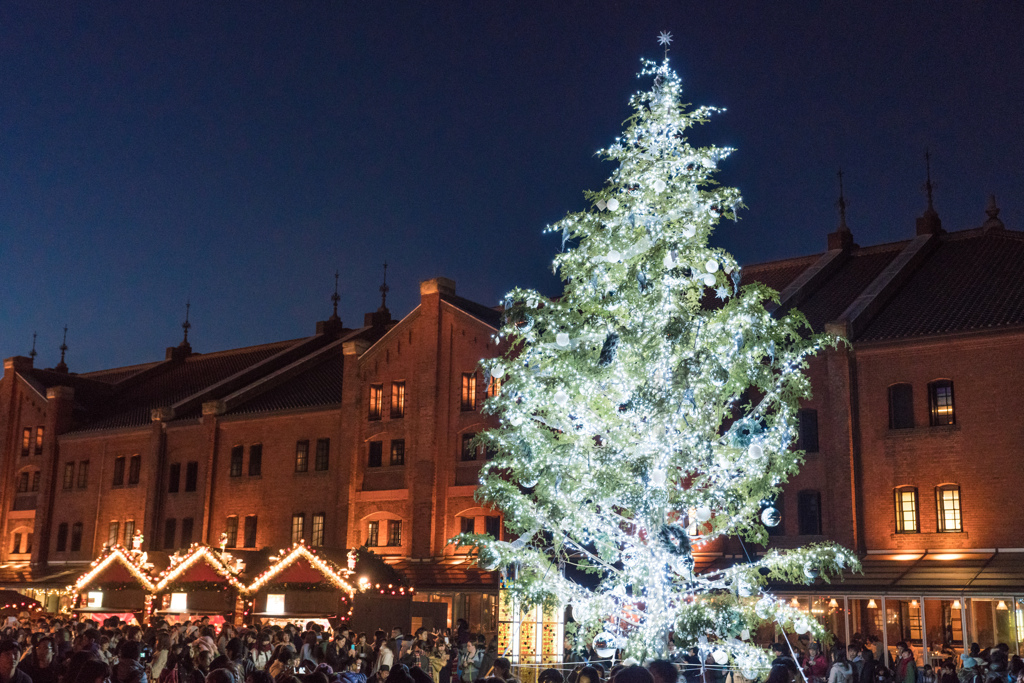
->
xmin=836 ymin=167 xmax=850 ymax=232
xmin=329 ymin=271 xmax=341 ymax=322
xmin=379 ymin=262 xmax=390 ymax=312
xmin=924 ymin=149 xmax=936 ymax=212
xmin=982 ymin=194 xmax=1005 ymax=231
xmin=55 ymin=325 xmax=68 ymax=373
xmin=916 ymin=149 xmax=943 ymax=235
xmin=182 ymin=300 xmax=192 ymax=344
xmin=30 ymin=332 xmax=38 ymax=362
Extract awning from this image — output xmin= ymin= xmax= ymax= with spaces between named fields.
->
xmin=386 ymin=558 xmax=499 ymax=591
xmin=773 ymin=550 xmax=1024 ymax=596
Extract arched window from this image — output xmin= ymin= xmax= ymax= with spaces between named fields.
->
xmin=936 ymin=484 xmax=962 ymax=532
xmin=894 ymin=486 xmax=919 ymax=533
xmin=928 ymin=380 xmax=955 ymax=426
xmin=888 ymin=383 xmax=914 ymax=429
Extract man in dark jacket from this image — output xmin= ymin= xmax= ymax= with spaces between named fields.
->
xmin=0 ymin=641 xmax=32 ymax=683
xmin=115 ymin=641 xmax=149 ymax=683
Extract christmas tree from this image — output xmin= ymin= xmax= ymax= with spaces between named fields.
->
xmin=460 ymin=51 xmax=858 ymax=667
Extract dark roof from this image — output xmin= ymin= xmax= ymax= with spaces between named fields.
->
xmin=441 ymin=293 xmax=502 ymax=328
xmin=745 ymin=227 xmax=1024 ymax=342
xmin=227 ymin=353 xmax=345 ymax=415
xmin=787 ymin=244 xmax=903 ymax=331
xmin=860 ymin=229 xmax=1024 ymax=341
xmin=80 ymin=362 xmax=162 ymax=384
xmin=70 ymin=339 xmax=301 ymax=432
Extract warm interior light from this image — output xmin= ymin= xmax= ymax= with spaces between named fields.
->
xmin=952 ymin=600 xmax=961 ymax=609
xmin=930 ymin=553 xmax=965 ymax=560
xmin=829 ymin=598 xmax=839 ymax=608
xmin=892 ymin=553 xmax=920 ymax=561
xmin=790 ymin=596 xmax=799 ymax=607
xmin=867 ymin=599 xmax=877 ymax=609
xmin=87 ymin=591 xmax=103 ymax=608
xmin=997 ymin=600 xmax=1008 ymax=610
xmin=266 ymin=594 xmax=285 ymax=615
xmin=911 ymin=600 xmax=919 ymax=608
xmin=169 ymin=592 xmax=188 ymax=612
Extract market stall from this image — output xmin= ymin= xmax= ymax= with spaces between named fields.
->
xmin=152 ymin=544 xmax=246 ymax=624
xmin=70 ymin=544 xmax=160 ymax=624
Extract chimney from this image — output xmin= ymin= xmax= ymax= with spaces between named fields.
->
xmin=420 ymin=277 xmax=456 ymax=298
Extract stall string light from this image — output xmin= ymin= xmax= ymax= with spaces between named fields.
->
xmin=154 ymin=543 xmax=246 ymax=592
xmin=246 ymin=541 xmax=356 ymax=595
xmin=71 ymin=544 xmax=158 ymax=594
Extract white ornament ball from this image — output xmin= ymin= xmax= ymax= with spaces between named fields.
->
xmin=607 ymin=249 xmax=622 ymax=263
xmin=651 ymin=468 xmax=666 ymax=487
xmin=795 ymin=619 xmax=811 ymax=635
xmin=663 ymin=252 xmax=675 ymax=269
xmin=554 ymin=390 xmax=569 ymax=407
xmin=683 ymin=226 xmax=697 ymax=238
xmin=519 ymin=474 xmax=539 ymax=489
xmin=705 ymin=259 xmax=719 ymax=273
xmin=695 ymin=506 xmax=712 ymax=522
xmin=592 ymin=632 xmax=617 ymax=659
xmin=555 ymin=332 xmax=571 ymax=347
xmin=653 ymin=178 xmax=667 ymax=193
xmin=754 ymin=597 xmax=774 ymax=619
xmin=702 ymin=157 xmax=716 ymax=169
xmin=761 ymin=506 xmax=781 ymax=528
xmin=702 ymin=273 xmax=716 ymax=286
xmin=491 ymin=364 xmax=505 ymax=379
xmin=509 ymin=414 xmax=523 ymax=427
xmin=712 ymin=650 xmax=729 ymax=665
xmin=606 ymin=197 xmax=620 ymax=211
xmin=748 ymin=444 xmax=764 ymax=459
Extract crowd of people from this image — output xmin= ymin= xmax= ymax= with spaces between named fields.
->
xmin=763 ymin=637 xmax=1024 ymax=683
xmin=1 ymin=616 xmax=1021 ymax=683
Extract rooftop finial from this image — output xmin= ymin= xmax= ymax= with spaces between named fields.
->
xmin=55 ymin=325 xmax=68 ymax=373
xmin=836 ymin=167 xmax=850 ymax=231
xmin=983 ymin=194 xmax=1005 ymax=231
xmin=924 ymin=149 xmax=935 ymax=212
xmin=329 ymin=271 xmax=341 ymax=322
xmin=182 ymin=300 xmax=192 ymax=344
xmin=379 ymin=262 xmax=390 ymax=312
xmin=30 ymin=332 xmax=38 ymax=361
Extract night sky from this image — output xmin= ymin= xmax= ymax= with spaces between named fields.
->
xmin=3 ymin=2 xmax=1022 ymax=372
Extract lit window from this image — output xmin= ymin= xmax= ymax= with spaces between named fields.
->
xmin=229 ymin=445 xmax=243 ymax=477
xmin=315 ymin=438 xmax=330 ymax=471
xmin=888 ymin=383 xmax=914 ymax=429
xmin=21 ymin=428 xmax=31 ymax=457
xmin=929 ymin=380 xmax=955 ymax=426
xmin=113 ymin=456 xmax=126 ymax=487
xmin=895 ymin=487 xmax=919 ymax=533
xmin=124 ymin=520 xmax=135 ymax=545
xmin=291 ymin=513 xmax=305 ymax=544
xmin=487 ymin=376 xmax=502 ymax=398
xmin=391 ymin=381 xmax=406 ymax=418
xmin=266 ymin=594 xmax=285 ymax=615
xmin=368 ymin=441 xmax=383 ymax=468
xmin=390 ymin=440 xmax=405 ymax=466
xmin=107 ymin=521 xmax=119 ymax=547
xmin=386 ymin=519 xmax=402 ymax=546
xmin=936 ymin=485 xmax=962 ymax=532
xmin=169 ymin=593 xmax=188 ymax=612
xmin=34 ymin=426 xmax=44 ymax=455
xmin=366 ymin=521 xmax=379 ymax=547
xmin=369 ymin=384 xmax=383 ymax=420
xmin=461 ymin=373 xmax=477 ymax=411
xmin=86 ymin=591 xmax=103 ymax=608
xmin=311 ymin=513 xmax=325 ymax=547
xmin=295 ymin=440 xmax=309 ymax=473
xmin=225 ymin=516 xmax=238 ymax=548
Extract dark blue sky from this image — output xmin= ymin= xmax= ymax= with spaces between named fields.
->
xmin=3 ymin=2 xmax=1022 ymax=372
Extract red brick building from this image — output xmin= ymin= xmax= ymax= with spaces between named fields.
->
xmin=2 ymin=197 xmax=1023 ymax=656
xmin=0 ymin=277 xmax=503 ymax=630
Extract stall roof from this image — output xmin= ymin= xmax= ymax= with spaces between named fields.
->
xmin=154 ymin=545 xmax=246 ymax=592
xmin=387 ymin=558 xmax=498 ymax=591
xmin=73 ymin=546 xmax=164 ymax=593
